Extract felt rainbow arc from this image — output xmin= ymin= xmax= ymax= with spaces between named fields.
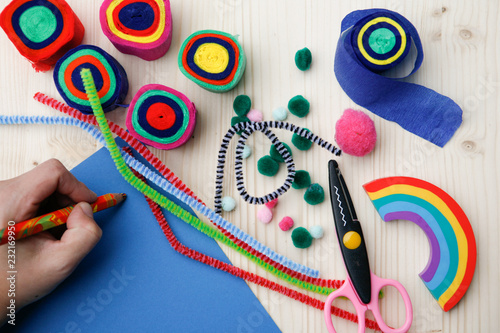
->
xmin=0 ymin=0 xmax=84 ymax=72
xmin=100 ymin=0 xmax=172 ymax=61
xmin=363 ymin=177 xmax=476 ymax=312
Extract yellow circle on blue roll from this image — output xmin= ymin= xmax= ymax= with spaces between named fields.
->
xmin=343 ymin=231 xmax=362 ymax=250
xmin=194 ymin=43 xmax=230 ymax=74
xmin=357 ymin=17 xmax=407 ymax=66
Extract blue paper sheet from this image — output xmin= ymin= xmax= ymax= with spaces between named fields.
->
xmin=5 ymin=141 xmax=281 ymax=333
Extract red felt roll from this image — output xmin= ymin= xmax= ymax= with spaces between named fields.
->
xmin=0 ymin=0 xmax=84 ymax=72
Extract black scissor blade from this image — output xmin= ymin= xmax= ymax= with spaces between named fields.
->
xmin=328 ymin=160 xmax=372 ymax=304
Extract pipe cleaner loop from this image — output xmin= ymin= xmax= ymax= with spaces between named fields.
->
xmin=214 ymin=121 xmax=341 ymax=214
xmin=0 ymin=0 xmax=84 ymax=72
xmin=1 ymin=113 xmax=348 ymax=292
xmin=99 ymin=0 xmax=172 ymax=61
xmin=125 ymin=84 xmax=197 ymax=150
xmin=79 ymin=69 xmax=321 ymax=278
xmin=54 ymin=45 xmax=129 ymax=114
xmin=178 ymin=30 xmax=246 ymax=92
xmin=32 ymin=93 xmax=325 ymax=280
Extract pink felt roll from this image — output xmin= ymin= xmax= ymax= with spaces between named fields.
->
xmin=126 ymin=84 xmax=197 ymax=150
xmin=99 ymin=0 xmax=172 ymax=61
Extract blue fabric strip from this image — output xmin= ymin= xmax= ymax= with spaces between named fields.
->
xmin=334 ymin=9 xmax=462 ymax=147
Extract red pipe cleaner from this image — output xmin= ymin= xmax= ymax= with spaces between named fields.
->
xmin=126 ymin=160 xmax=380 ymax=332
xmin=33 ymin=93 xmax=344 ymax=289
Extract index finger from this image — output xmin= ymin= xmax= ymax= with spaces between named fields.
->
xmin=8 ymin=159 xmax=97 ymax=220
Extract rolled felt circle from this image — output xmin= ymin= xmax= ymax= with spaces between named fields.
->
xmin=335 ymin=9 xmax=463 ymax=147
xmin=126 ymin=84 xmax=197 ymax=150
xmin=350 ymin=12 xmax=411 ymax=72
xmin=99 ymin=0 xmax=173 ymax=61
xmin=53 ymin=45 xmax=129 ymax=114
xmin=0 ymin=0 xmax=85 ymax=72
xmin=178 ymin=30 xmax=246 ymax=92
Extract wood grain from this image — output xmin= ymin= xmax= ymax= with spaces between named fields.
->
xmin=0 ymin=0 xmax=498 ymax=332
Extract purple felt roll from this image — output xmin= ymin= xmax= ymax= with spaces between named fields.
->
xmin=99 ymin=0 xmax=172 ymax=61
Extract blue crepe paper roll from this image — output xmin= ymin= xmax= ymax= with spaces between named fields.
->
xmin=334 ymin=9 xmax=463 ymax=147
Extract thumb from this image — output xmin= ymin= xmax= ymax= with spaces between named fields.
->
xmin=57 ymin=202 xmax=102 ymax=268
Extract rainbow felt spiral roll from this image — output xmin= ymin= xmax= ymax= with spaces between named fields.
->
xmin=53 ymin=45 xmax=129 ymax=114
xmin=99 ymin=0 xmax=172 ymax=61
xmin=0 ymin=0 xmax=84 ymax=72
xmin=178 ymin=30 xmax=246 ymax=92
xmin=126 ymin=84 xmax=197 ymax=150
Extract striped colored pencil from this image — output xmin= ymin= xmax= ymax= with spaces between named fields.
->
xmin=0 ymin=193 xmax=126 ymax=245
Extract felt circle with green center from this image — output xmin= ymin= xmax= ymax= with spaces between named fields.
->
xmin=352 ymin=14 xmax=410 ymax=72
xmin=126 ymin=84 xmax=197 ymax=150
xmin=53 ymin=45 xmax=129 ymax=114
xmin=11 ymin=1 xmax=64 ymax=50
xmin=0 ymin=0 xmax=85 ymax=72
xmin=368 ymin=28 xmax=396 ymax=54
xmin=178 ymin=30 xmax=246 ymax=92
xmin=20 ymin=6 xmax=57 ymax=43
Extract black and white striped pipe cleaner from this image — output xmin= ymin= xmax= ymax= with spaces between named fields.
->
xmin=215 ymin=121 xmax=341 ymax=214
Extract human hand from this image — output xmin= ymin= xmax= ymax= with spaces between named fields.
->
xmin=0 ymin=159 xmax=102 ymax=324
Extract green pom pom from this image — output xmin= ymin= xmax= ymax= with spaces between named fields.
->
xmin=295 ymin=47 xmax=312 ymax=71
xmin=292 ymin=170 xmax=311 ymax=189
xmin=258 ymin=156 xmax=280 ymax=177
xmin=292 ymin=128 xmax=313 ymax=151
xmin=269 ymin=142 xmax=292 ymax=163
xmin=233 ymin=95 xmax=252 ymax=116
xmin=231 ymin=116 xmax=250 ymax=135
xmin=288 ymin=95 xmax=310 ymax=118
xmin=291 ymin=227 xmax=313 ymax=249
xmin=304 ymin=183 xmax=324 ymax=205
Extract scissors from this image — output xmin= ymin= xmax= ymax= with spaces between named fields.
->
xmin=324 ymin=160 xmax=413 ymax=333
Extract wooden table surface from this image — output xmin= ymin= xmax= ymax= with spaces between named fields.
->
xmin=0 ymin=0 xmax=498 ymax=332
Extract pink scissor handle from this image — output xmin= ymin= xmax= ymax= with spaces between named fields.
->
xmin=324 ymin=272 xmax=413 ymax=333
xmin=368 ymin=272 xmax=413 ymax=333
xmin=324 ymin=280 xmax=368 ymax=333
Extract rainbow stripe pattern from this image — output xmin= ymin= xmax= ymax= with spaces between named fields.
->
xmin=0 ymin=0 xmax=84 ymax=72
xmin=126 ymin=84 xmax=197 ymax=150
xmin=178 ymin=30 xmax=246 ymax=92
xmin=363 ymin=177 xmax=476 ymax=312
xmin=53 ymin=45 xmax=129 ymax=114
xmin=100 ymin=0 xmax=172 ymax=61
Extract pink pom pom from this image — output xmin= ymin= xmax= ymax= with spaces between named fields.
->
xmin=335 ymin=109 xmax=377 ymax=157
xmin=247 ymin=109 xmax=264 ymax=122
xmin=257 ymin=207 xmax=273 ymax=224
xmin=279 ymin=216 xmax=294 ymax=231
xmin=265 ymin=198 xmax=278 ymax=209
